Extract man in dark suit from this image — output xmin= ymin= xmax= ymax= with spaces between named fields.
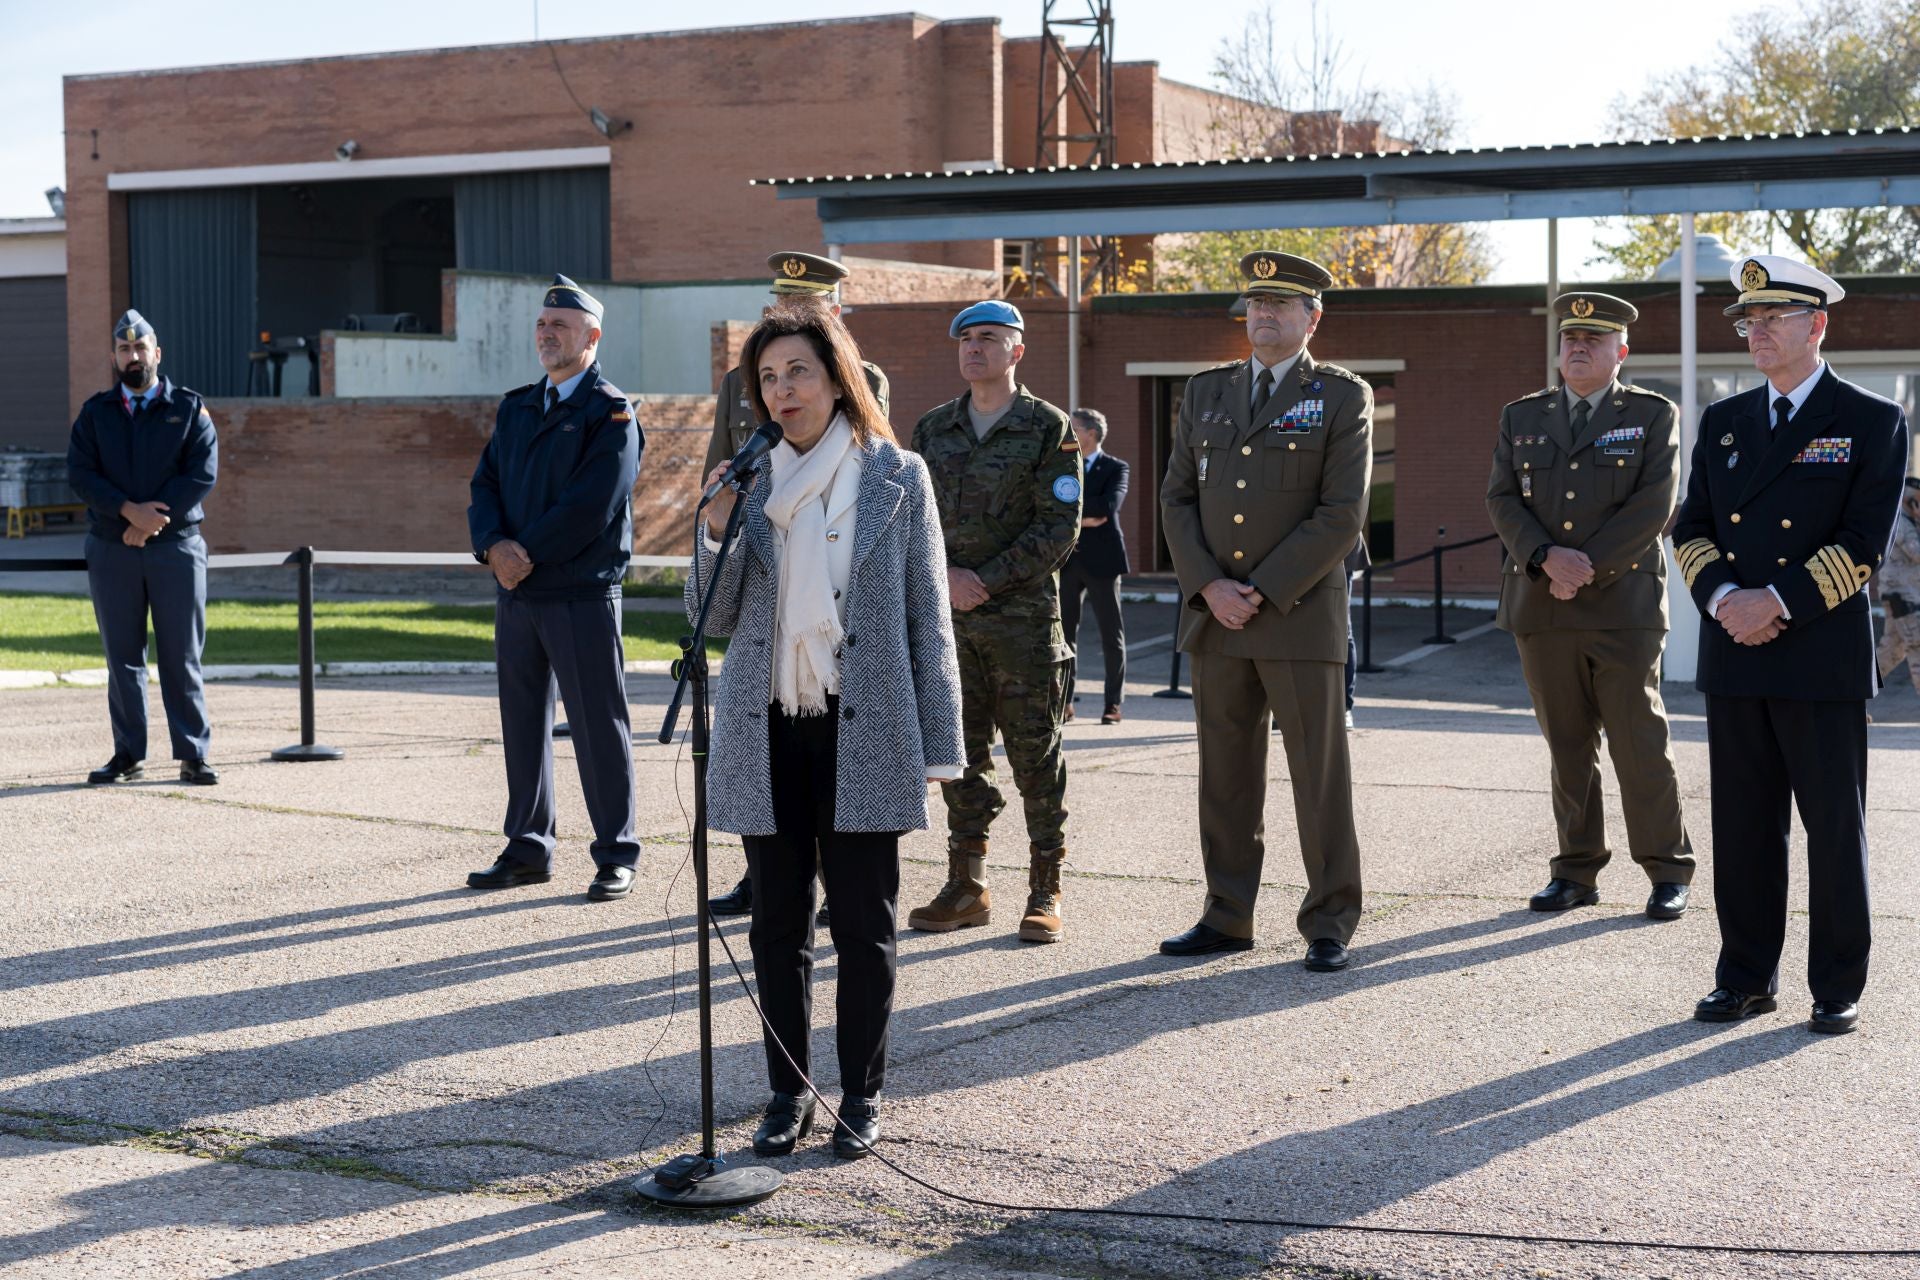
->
xmin=1060 ymin=408 xmax=1130 ymax=724
xmin=1673 ymin=254 xmax=1908 ymax=1035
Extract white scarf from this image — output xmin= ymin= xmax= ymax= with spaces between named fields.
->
xmin=763 ymin=414 xmax=862 ymax=715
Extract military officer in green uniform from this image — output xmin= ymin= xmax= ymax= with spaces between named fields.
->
xmin=906 ymin=299 xmax=1081 ymax=945
xmin=707 ymin=250 xmax=891 ymax=922
xmin=1159 ymin=252 xmax=1370 ymax=971
xmin=1486 ymin=292 xmax=1695 ymax=920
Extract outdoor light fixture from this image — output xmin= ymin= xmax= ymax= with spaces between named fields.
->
xmin=44 ymin=187 xmax=64 ymax=217
xmin=334 ymin=140 xmax=360 ymax=162
xmin=589 ymin=107 xmax=631 ymax=138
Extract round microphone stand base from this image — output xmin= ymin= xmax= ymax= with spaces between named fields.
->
xmin=630 ymin=1155 xmax=783 ymax=1208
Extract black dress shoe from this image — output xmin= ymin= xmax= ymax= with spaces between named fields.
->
xmin=1646 ymin=882 xmax=1689 ymax=920
xmin=1809 ymin=1000 xmax=1859 ymax=1034
xmin=87 ymin=754 xmax=144 ymax=785
xmin=1159 ymin=922 xmax=1254 ymax=956
xmin=1530 ymin=878 xmax=1600 ymax=912
xmin=179 ymin=759 xmax=219 ymax=786
xmin=1694 ymin=987 xmax=1778 ymax=1023
xmin=709 ymin=876 xmax=752 ymax=917
xmin=466 ymin=857 xmax=552 ymax=891
xmin=588 ymin=864 xmax=634 ymax=902
xmin=751 ymin=1092 xmax=815 ymax=1156
xmin=815 ymin=904 xmax=831 ymax=929
xmin=1304 ymin=938 xmax=1350 ymax=971
xmin=832 ymin=1096 xmax=879 ymax=1160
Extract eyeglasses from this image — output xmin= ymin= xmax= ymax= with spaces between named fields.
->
xmin=1733 ymin=308 xmax=1816 ymax=338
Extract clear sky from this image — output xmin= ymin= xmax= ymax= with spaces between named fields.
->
xmin=0 ymin=0 xmax=1758 ymax=282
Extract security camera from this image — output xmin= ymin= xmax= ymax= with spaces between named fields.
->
xmin=589 ymin=107 xmax=631 ymax=138
xmin=44 ymin=187 xmax=65 ymax=218
xmin=334 ymin=140 xmax=360 ymax=162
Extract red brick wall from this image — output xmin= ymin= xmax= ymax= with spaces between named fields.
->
xmin=200 ymin=395 xmax=712 ymax=558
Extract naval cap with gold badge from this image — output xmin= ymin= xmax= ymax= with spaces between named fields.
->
xmin=1723 ymin=254 xmax=1845 ymax=316
xmin=1554 ymin=291 xmax=1637 ymax=333
xmin=1238 ymin=250 xmax=1333 ymax=299
xmin=542 ymin=274 xmax=604 ymax=321
xmin=114 ymin=309 xmax=155 ymax=343
xmin=767 ymin=251 xmax=849 ymax=297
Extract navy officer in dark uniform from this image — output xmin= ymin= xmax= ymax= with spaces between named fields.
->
xmin=1673 ymin=254 xmax=1908 ymax=1034
xmin=466 ymin=275 xmax=645 ymax=902
xmin=66 ymin=309 xmax=219 ymax=786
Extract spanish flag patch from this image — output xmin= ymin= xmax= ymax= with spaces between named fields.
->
xmin=611 ymin=410 xmax=632 ymax=423
xmin=1060 ymin=436 xmax=1080 ymax=452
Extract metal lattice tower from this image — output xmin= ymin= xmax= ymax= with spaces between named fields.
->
xmin=1016 ymin=0 xmax=1118 ymax=294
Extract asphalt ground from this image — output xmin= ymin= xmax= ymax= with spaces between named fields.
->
xmin=2 ymin=611 xmax=1918 ymax=1279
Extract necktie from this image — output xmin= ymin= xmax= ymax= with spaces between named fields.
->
xmin=1570 ymin=398 xmax=1589 ymax=439
xmin=1773 ymin=395 xmax=1792 ymax=434
xmin=545 ymin=387 xmax=559 ymax=415
xmin=1252 ymin=368 xmax=1274 ymax=418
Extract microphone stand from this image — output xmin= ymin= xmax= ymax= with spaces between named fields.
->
xmin=631 ymin=457 xmax=783 ymax=1209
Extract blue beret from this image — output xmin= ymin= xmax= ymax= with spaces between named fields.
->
xmin=542 ymin=274 xmax=604 ymax=320
xmin=114 ymin=309 xmax=155 ymax=343
xmin=949 ymin=299 xmax=1025 ymax=339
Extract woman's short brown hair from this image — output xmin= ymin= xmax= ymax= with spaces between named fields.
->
xmin=739 ymin=304 xmax=894 ymax=447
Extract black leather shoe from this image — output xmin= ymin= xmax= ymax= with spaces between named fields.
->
xmin=587 ymin=864 xmax=634 ymax=902
xmin=1694 ymin=987 xmax=1778 ymax=1023
xmin=87 ymin=754 xmax=144 ymax=785
xmin=1530 ymin=878 xmax=1599 ymax=912
xmin=1159 ymin=922 xmax=1254 ymax=956
xmin=751 ymin=1092 xmax=815 ymax=1157
xmin=1304 ymin=938 xmax=1350 ymax=972
xmin=815 ymin=904 xmax=831 ymax=929
xmin=1646 ymin=882 xmax=1689 ymax=920
xmin=709 ymin=876 xmax=752 ymax=917
xmin=466 ymin=857 xmax=552 ymax=891
xmin=832 ymin=1096 xmax=879 ymax=1160
xmin=179 ymin=759 xmax=219 ymax=786
xmin=1809 ymin=1001 xmax=1859 ymax=1034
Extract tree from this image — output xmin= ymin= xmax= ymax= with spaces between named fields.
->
xmin=1155 ymin=1 xmax=1495 ymax=291
xmin=1589 ymin=0 xmax=1920 ymax=277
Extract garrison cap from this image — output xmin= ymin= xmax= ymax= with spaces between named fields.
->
xmin=949 ymin=299 xmax=1025 ymax=339
xmin=767 ymin=251 xmax=848 ymax=296
xmin=1554 ymin=292 xmax=1637 ymax=334
xmin=114 ymin=309 xmax=155 ymax=344
xmin=1238 ymin=250 xmax=1333 ymax=299
xmin=542 ymin=274 xmax=604 ymax=320
xmin=1724 ymin=254 xmax=1844 ymax=316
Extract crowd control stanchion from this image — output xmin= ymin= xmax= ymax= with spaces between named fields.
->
xmin=1150 ymin=598 xmax=1193 ymax=700
xmin=270 ymin=547 xmax=345 ymax=763
xmin=1356 ymin=565 xmax=1385 ymax=674
xmin=1423 ymin=527 xmax=1457 ymax=646
xmin=631 ymin=463 xmax=783 ymax=1211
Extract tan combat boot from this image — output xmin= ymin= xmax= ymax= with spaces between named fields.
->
xmin=1018 ymin=846 xmax=1065 ymax=943
xmin=906 ymin=839 xmax=990 ymax=932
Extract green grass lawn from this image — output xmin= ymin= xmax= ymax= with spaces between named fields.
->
xmin=0 ymin=593 xmax=721 ymax=672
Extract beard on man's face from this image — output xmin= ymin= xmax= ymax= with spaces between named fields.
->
xmin=117 ymin=362 xmax=153 ymax=390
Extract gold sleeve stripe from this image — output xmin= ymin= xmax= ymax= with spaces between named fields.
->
xmin=1676 ymin=538 xmax=1721 ymax=589
xmin=1806 ymin=554 xmax=1842 ymax=612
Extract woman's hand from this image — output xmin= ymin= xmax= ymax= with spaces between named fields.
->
xmin=703 ymin=463 xmax=736 ymax=540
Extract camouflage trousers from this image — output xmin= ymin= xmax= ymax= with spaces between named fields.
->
xmin=941 ymin=612 xmax=1071 ymax=852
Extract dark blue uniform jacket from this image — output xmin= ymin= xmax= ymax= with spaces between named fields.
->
xmin=468 ymin=362 xmax=642 ymax=602
xmin=1673 ymin=367 xmax=1908 ymax=701
xmin=66 ymin=378 xmax=218 ymax=542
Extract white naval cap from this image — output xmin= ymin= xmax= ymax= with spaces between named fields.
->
xmin=1724 ymin=254 xmax=1845 ymax=316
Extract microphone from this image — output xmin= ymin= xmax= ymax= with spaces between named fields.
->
xmin=701 ymin=420 xmax=784 ymax=504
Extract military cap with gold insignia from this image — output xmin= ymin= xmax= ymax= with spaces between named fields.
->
xmin=1238 ymin=250 xmax=1333 ymax=299
xmin=1554 ymin=291 xmax=1637 ymax=333
xmin=114 ymin=309 xmax=155 ymax=343
xmin=543 ymin=274 xmax=604 ymax=320
xmin=1723 ymin=254 xmax=1845 ymax=316
xmin=767 ymin=251 xmax=849 ymax=297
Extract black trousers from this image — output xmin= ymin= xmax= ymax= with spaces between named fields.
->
xmin=743 ymin=698 xmax=901 ymax=1099
xmin=1705 ymin=693 xmax=1871 ymax=1003
xmin=1060 ymin=557 xmax=1125 ymax=707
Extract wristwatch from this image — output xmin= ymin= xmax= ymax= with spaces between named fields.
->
xmin=1528 ymin=544 xmax=1551 ymax=572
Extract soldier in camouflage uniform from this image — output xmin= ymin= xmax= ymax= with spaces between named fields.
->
xmin=907 ymin=300 xmax=1082 ymax=944
xmin=707 ymin=251 xmax=890 ymax=923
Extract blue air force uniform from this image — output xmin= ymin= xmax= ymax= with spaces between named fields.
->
xmin=66 ymin=310 xmax=217 ymax=766
xmin=1672 ymin=257 xmax=1909 ymax=1013
xmin=467 ymin=278 xmax=644 ymax=878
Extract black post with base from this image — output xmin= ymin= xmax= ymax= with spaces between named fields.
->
xmin=630 ymin=462 xmax=782 ymax=1210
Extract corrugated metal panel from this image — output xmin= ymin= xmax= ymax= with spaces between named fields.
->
xmin=128 ymin=188 xmax=258 ymax=397
xmin=0 ymin=275 xmax=72 ymax=451
xmin=455 ymin=168 xmax=609 ymax=280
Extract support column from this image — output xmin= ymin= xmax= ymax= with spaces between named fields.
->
xmin=1545 ymin=218 xmax=1560 ymax=385
xmin=1068 ymin=237 xmax=1082 ymax=411
xmin=1665 ymin=214 xmax=1701 ymax=684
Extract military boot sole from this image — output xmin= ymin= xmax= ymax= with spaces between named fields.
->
xmin=1017 ymin=918 xmax=1063 ymax=943
xmin=906 ymin=907 xmax=990 ymax=933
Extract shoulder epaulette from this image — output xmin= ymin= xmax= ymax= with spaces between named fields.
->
xmin=1623 ymin=383 xmax=1673 ymax=401
xmin=503 ymin=380 xmax=541 ymax=401
xmin=1313 ymin=362 xmax=1368 ymax=387
xmin=1505 ymin=386 xmax=1557 ymax=409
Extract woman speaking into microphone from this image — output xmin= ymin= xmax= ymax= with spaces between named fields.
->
xmin=690 ymin=305 xmax=963 ymax=1160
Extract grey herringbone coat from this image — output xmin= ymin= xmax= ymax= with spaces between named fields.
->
xmin=688 ymin=437 xmax=964 ymax=836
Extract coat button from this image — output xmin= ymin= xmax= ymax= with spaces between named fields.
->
xmin=1288 ymin=442 xmax=1298 ymax=451
xmin=1241 ymin=445 xmax=1252 ymax=455
xmin=1617 ymin=459 xmax=1626 ymax=467
xmin=842 ymin=707 xmax=856 ymax=720
xmin=1237 ymin=479 xmax=1247 ymax=489
xmin=1730 ymin=513 xmax=1741 ymax=523
xmin=844 ymin=633 xmax=856 ymax=647
xmin=1565 ymin=490 xmax=1576 ymax=500
xmin=1523 ymin=462 xmax=1531 ymax=470
xmin=1631 ymin=562 xmax=1640 ymax=570
xmin=1778 ymin=557 xmax=1789 ymax=565
xmin=1727 ymin=552 xmax=1737 ymax=561
xmin=826 ymin=529 xmax=840 ymax=542
xmin=1233 ymin=550 xmax=1245 ymax=560
xmin=1233 ymin=513 xmax=1245 ymax=524
xmin=1781 ymin=518 xmax=1792 ymax=529
xmin=1562 ymin=521 xmax=1574 ymax=531
xmin=1569 ymin=462 xmax=1580 ymax=470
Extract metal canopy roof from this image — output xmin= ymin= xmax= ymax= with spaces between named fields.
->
xmin=756 ymin=129 xmax=1920 ymax=244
